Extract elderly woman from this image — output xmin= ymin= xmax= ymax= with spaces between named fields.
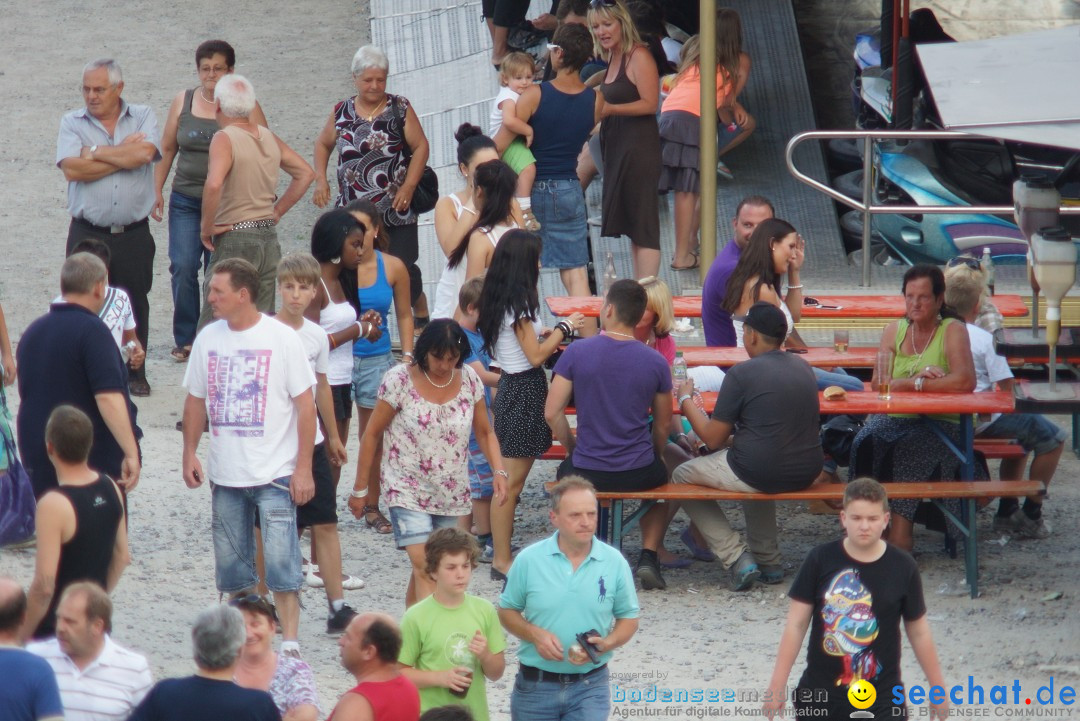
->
xmin=197 ymin=74 xmax=314 ymax=326
xmin=314 ymin=45 xmax=432 ymax=330
xmin=232 ymin=595 xmax=320 ymax=721
xmin=849 ymin=264 xmax=982 ymax=551
xmin=350 ymin=320 xmax=507 ymax=607
xmin=154 ymin=41 xmax=268 ymax=362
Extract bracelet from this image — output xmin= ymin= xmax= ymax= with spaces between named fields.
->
xmin=493 ymin=470 xmax=509 ymax=478
xmin=677 ymin=394 xmax=692 ymax=405
xmin=350 ymin=489 xmax=368 ymax=499
xmin=915 ymin=376 xmax=925 ymax=393
xmin=356 ymin=320 xmax=370 ymax=339
xmin=787 ymin=284 xmax=804 ymax=290
xmin=402 ymin=351 xmax=414 ymax=360
xmin=328 ymin=334 xmax=337 ymax=350
xmin=555 ymin=321 xmax=574 ymax=338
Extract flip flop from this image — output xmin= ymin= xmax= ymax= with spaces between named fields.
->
xmin=670 ymin=252 xmax=700 ymax=271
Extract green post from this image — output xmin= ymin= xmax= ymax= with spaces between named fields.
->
xmin=698 ymin=1 xmax=718 ymax=283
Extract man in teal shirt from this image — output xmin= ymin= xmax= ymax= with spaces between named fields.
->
xmin=498 ymin=477 xmax=640 ymax=721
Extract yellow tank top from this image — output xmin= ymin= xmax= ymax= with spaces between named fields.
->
xmin=891 ymin=317 xmax=959 ymax=423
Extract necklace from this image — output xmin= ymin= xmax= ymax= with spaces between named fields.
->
xmin=606 ymin=330 xmax=636 ymax=340
xmin=199 ymin=89 xmax=214 ymax=104
xmin=357 ymin=97 xmax=386 ymax=122
xmin=909 ymin=320 xmax=939 ymax=373
xmin=423 ymin=368 xmax=455 ymax=389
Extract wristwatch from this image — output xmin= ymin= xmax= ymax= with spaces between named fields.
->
xmin=89 ymin=144 xmax=98 ymax=158
xmin=915 ymin=377 xmax=925 ymax=392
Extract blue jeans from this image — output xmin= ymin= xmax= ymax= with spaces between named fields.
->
xmin=210 ymin=476 xmax=302 ymax=594
xmin=813 ymin=366 xmax=864 ymax=392
xmin=511 ymin=667 xmax=610 ymax=721
xmin=168 ymin=191 xmax=210 ymax=348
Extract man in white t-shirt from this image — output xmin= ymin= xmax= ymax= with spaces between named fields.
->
xmin=945 ymin=269 xmax=1065 ymax=540
xmin=28 ymin=582 xmax=153 ymax=721
xmin=181 ymin=257 xmax=316 ymax=656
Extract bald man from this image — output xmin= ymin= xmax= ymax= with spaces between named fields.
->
xmin=0 ymin=577 xmax=64 ymax=721
xmin=332 ymin=613 xmax=419 ymax=721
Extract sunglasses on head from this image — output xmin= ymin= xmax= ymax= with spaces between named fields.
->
xmin=229 ymin=593 xmax=278 ymax=622
xmin=589 ymin=0 xmax=618 ymax=7
xmin=947 ymin=256 xmax=981 ymax=271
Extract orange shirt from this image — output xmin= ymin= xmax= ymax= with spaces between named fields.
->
xmin=661 ymin=66 xmax=731 ymax=116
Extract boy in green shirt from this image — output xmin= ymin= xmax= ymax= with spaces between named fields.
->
xmin=400 ymin=529 xmax=506 ymax=721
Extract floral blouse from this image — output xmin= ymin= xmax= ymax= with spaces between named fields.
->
xmin=269 ymin=653 xmax=321 ymax=716
xmin=378 ymin=363 xmax=485 ymax=516
xmin=332 ymin=93 xmax=416 ymax=227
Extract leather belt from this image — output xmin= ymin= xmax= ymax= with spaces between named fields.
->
xmin=73 ymin=216 xmax=148 ymax=235
xmin=519 ymin=664 xmax=607 ymax=684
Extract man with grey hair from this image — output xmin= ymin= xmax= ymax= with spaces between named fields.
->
xmin=127 ymin=605 xmax=279 ymax=721
xmin=58 ymin=58 xmax=161 ymax=397
xmin=16 ymin=253 xmax=140 ymax=498
xmin=197 ymin=74 xmax=315 ymax=329
xmin=0 ymin=577 xmax=64 ymax=721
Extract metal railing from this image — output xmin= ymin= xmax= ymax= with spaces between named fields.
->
xmin=785 ymin=129 xmax=1080 ymax=287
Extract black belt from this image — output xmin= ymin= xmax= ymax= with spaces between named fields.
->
xmin=73 ymin=216 xmax=148 ymax=235
xmin=519 ymin=664 xmax=607 ymax=684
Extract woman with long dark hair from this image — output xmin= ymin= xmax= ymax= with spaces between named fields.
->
xmin=850 ymin=265 xmax=980 ymax=551
xmin=721 ymin=217 xmax=803 ymax=345
xmin=431 ymin=159 xmax=519 ymax=319
xmin=477 ymin=231 xmax=585 ymax=579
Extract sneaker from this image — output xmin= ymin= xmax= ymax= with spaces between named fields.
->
xmin=716 ymin=160 xmax=734 ymax=181
xmin=522 ymin=207 xmax=542 ymax=232
xmin=729 ymin=550 xmax=759 ymax=592
xmin=758 ymin=565 xmax=785 ymax=585
xmin=479 ymin=543 xmax=494 ymax=564
xmin=994 ymin=508 xmax=1050 ymax=539
xmin=327 ymin=603 xmax=359 ymax=635
xmin=633 ymin=555 xmax=667 ymax=591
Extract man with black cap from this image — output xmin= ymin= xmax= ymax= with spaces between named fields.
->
xmin=669 ymin=302 xmax=823 ymax=591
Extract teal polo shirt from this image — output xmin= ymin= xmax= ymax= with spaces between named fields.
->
xmin=499 ymin=532 xmax=639 ymax=674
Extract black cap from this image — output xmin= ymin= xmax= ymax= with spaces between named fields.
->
xmin=734 ymin=301 xmax=788 ymax=341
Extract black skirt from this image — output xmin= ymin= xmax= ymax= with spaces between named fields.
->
xmin=493 ymin=366 xmax=552 ymax=458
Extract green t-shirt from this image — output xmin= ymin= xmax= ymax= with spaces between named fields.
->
xmin=399 ymin=593 xmax=507 ymax=721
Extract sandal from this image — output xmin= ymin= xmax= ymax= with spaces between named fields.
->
xmin=362 ymin=505 xmax=392 ymax=534
xmin=171 ymin=345 xmax=191 ymax=361
xmin=670 ymin=252 xmax=700 ymax=271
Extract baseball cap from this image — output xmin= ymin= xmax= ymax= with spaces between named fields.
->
xmin=734 ymin=301 xmax=788 ymax=341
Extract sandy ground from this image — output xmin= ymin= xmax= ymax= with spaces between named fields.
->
xmin=1 ymin=1 xmax=1079 ymax=718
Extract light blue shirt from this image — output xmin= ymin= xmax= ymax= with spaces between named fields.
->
xmin=56 ymin=100 xmax=162 ymax=226
xmin=499 ymin=532 xmax=639 ymax=674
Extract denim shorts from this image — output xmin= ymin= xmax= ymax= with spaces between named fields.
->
xmin=468 ymin=433 xmax=495 ymax=500
xmin=979 ymin=413 xmax=1067 ymax=455
xmin=533 ymin=178 xmax=589 ymax=270
xmin=351 ymin=352 xmax=394 ymax=409
xmin=388 ymin=506 xmax=462 ymax=548
xmin=211 ymin=476 xmax=302 ymax=594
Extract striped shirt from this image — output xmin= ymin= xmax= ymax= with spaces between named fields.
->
xmin=56 ymin=100 xmax=161 ymax=226
xmin=27 ymin=636 xmax=154 ymax=721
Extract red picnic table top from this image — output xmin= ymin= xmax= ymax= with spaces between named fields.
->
xmin=645 ymin=390 xmax=1016 ymax=414
xmin=546 ymin=294 xmax=1029 ymax=319
xmin=683 ymin=346 xmax=879 ymax=368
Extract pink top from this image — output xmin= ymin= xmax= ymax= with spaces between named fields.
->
xmin=661 ymin=66 xmax=731 ymax=116
xmin=652 ymin=333 xmax=676 ymax=365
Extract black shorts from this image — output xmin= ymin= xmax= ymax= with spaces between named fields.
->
xmin=481 ymin=0 xmax=529 ymax=28
xmin=330 ymin=383 xmax=353 ymax=421
xmin=297 ymin=443 xmax=338 ymax=528
xmin=556 ymin=454 xmax=667 ymax=492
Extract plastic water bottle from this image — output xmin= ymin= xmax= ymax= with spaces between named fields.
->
xmin=981 ymin=247 xmax=995 ymax=296
xmin=672 ymin=351 xmax=688 ymax=385
xmin=603 ymin=251 xmax=618 ymax=295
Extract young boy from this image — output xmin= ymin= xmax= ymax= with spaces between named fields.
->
xmin=457 ymin=278 xmax=501 ymax=560
xmin=763 ymin=479 xmax=949 ymax=720
xmin=399 ymin=528 xmax=506 ymax=721
xmin=273 ymin=254 xmax=359 ymax=634
xmin=488 ymin=51 xmax=541 ymax=231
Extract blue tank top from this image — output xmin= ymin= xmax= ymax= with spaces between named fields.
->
xmin=531 ymin=82 xmax=597 ymax=180
xmin=353 ymin=251 xmax=394 ymax=357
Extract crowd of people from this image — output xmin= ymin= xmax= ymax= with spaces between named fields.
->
xmin=0 ymin=1 xmax=1066 ymax=721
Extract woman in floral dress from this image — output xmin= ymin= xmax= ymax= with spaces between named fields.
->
xmin=350 ymin=320 xmax=507 ymax=606
xmin=313 ymin=44 xmax=433 ymax=328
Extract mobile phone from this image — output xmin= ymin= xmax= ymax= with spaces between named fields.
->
xmin=816 ymin=304 xmax=843 ymax=310
xmin=575 ymin=630 xmax=602 ymax=664
xmin=786 ymin=348 xmax=808 ymax=354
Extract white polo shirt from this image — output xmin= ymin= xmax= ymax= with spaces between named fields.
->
xmin=27 ymin=636 xmax=153 ymax=721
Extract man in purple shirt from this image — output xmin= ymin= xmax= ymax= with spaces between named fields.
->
xmin=701 ymin=196 xmax=775 ymax=346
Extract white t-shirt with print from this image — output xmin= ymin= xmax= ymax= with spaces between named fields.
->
xmin=183 ymin=315 xmax=317 ymax=487
xmin=53 ymin=285 xmax=135 ymax=349
xmin=293 ymin=317 xmax=330 ymax=446
xmin=967 ymin=322 xmax=1013 ymax=428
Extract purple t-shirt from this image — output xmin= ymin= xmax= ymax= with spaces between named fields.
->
xmin=702 ymin=240 xmax=741 ymax=347
xmin=553 ymin=335 xmax=672 ymax=471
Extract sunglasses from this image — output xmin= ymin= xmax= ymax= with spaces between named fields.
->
xmin=947 ymin=256 xmax=982 ymax=271
xmin=589 ymin=0 xmax=618 ymax=7
xmin=546 ymin=43 xmax=561 ymax=52
xmin=229 ymin=593 xmax=278 ymax=622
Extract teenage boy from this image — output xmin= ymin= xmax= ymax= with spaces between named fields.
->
xmin=763 ymin=479 xmax=949 ymax=720
xmin=399 ymin=528 xmax=506 ymax=721
xmin=457 ymin=278 xmax=501 ymax=560
xmin=273 ymin=254 xmax=359 ymax=634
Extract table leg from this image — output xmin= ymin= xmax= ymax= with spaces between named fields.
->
xmin=612 ymin=500 xmax=625 ymax=551
xmin=598 ymin=505 xmax=610 ymax=543
xmin=964 ymin=498 xmax=979 ymax=598
xmin=1072 ymin=413 xmax=1079 ymax=457
xmin=960 ymin=416 xmax=974 ymax=481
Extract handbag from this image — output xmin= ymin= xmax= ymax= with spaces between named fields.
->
xmin=820 ymin=414 xmax=865 ymax=467
xmin=390 ymin=97 xmax=439 ymax=215
xmin=0 ymin=387 xmax=35 ymax=547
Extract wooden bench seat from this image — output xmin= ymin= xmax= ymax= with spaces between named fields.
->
xmin=555 ymin=479 xmax=1043 ymax=599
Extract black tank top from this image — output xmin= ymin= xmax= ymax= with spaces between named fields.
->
xmin=33 ymin=475 xmax=123 ymax=638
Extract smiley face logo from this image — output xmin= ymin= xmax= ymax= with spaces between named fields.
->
xmin=847 ymin=679 xmax=876 ymax=709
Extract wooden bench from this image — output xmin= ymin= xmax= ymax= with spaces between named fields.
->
xmin=587 ymin=479 xmax=1044 ymax=599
